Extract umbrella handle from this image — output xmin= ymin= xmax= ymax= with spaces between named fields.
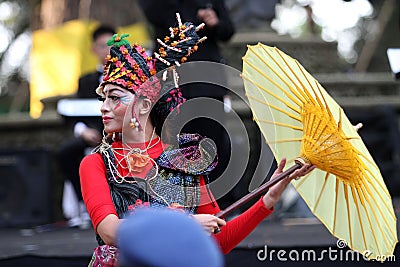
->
xmin=215 ymin=162 xmax=303 ymax=220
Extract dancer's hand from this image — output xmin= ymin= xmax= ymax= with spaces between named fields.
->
xmin=192 ymin=214 xmax=226 ymax=234
xmin=263 ymin=158 xmax=315 ymax=209
xmin=197 ymin=8 xmax=219 ymax=28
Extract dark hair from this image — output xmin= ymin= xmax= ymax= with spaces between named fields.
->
xmin=149 ymin=89 xmax=179 ymax=143
xmin=92 ymin=24 xmax=116 ymax=41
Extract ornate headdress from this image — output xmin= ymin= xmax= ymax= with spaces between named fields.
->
xmin=97 ymin=13 xmax=206 ymax=131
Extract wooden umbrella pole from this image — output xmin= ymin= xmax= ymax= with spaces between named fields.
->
xmin=215 ymin=163 xmax=302 ymax=219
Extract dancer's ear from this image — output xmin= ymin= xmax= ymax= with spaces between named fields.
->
xmin=138 ymin=97 xmax=152 ymax=115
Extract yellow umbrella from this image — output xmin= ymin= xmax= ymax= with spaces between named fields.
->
xmin=239 ymin=43 xmax=398 ymax=260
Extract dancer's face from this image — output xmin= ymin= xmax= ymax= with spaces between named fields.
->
xmin=100 ymin=84 xmax=135 ymax=134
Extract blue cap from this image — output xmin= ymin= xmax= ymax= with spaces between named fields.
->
xmin=117 ymin=207 xmax=224 ymax=267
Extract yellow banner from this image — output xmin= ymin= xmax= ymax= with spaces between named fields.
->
xmin=30 ymin=20 xmax=150 ymax=118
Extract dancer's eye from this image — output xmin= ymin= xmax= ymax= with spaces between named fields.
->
xmin=98 ymin=95 xmax=120 ymax=102
xmin=109 ymin=95 xmax=119 ymax=101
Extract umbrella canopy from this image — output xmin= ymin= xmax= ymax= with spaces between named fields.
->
xmin=242 ymin=43 xmax=398 ymax=260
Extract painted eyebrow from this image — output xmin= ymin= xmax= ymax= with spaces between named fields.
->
xmin=103 ymin=88 xmax=126 ymax=95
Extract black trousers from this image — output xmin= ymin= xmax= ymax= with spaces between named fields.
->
xmin=56 ymin=137 xmax=90 ymax=201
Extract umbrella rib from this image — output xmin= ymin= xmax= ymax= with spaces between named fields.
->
xmin=361 ymin=161 xmax=382 ymax=180
xmin=307 ymin=137 xmax=352 ymax=156
xmin=323 ymin=163 xmax=355 ymax=171
xmin=353 ymin=149 xmax=392 ymax=198
xmin=273 ymin=48 xmax=318 ymax=105
xmin=363 ymin=174 xmax=396 ymax=219
xmin=303 ymin=67 xmax=328 ymax=112
xmin=350 ymin=186 xmax=369 ymax=251
xmin=354 ymin=156 xmax=392 ymax=198
xmin=315 ymin=81 xmax=336 ymax=120
xmin=268 ymin=138 xmax=303 ymax=144
xmin=253 ymin=45 xmax=307 ymax=100
xmin=253 ymin=45 xmax=308 ymax=104
xmin=319 ymin=147 xmax=354 ymax=157
xmin=267 ymin=47 xmax=312 ymax=103
xmin=358 ymin=185 xmax=388 ymax=256
xmin=312 ymin=124 xmax=329 ymax=148
xmin=302 ymin=109 xmax=319 ymax=149
xmin=355 ymin=149 xmax=379 ymax=169
xmin=356 ymin=156 xmax=379 ymax=179
xmin=333 ymin=170 xmax=359 ymax=179
xmin=333 ymin=179 xmax=340 ymax=233
xmin=312 ymin=172 xmax=330 ymax=213
xmin=243 ymin=54 xmax=304 ymax=108
xmin=346 ymin=136 xmax=361 ymax=141
xmin=361 ymin=180 xmax=397 ymax=241
xmin=257 ymin=119 xmax=303 ymax=131
xmin=302 ymin=108 xmax=310 ymax=131
xmin=316 ymin=131 xmax=335 ymax=148
xmin=304 ymin=105 xmax=336 ymax=147
xmin=247 ymin=95 xmax=302 ymax=122
xmin=338 ymin=106 xmax=343 ymax=130
xmin=241 ymin=73 xmax=302 ymax=114
xmin=307 ymin=114 xmax=323 ymax=143
xmin=343 ymin=185 xmax=353 ymax=249
xmin=317 ymin=142 xmax=353 ymax=157
xmin=302 ymin=64 xmax=324 ymax=107
xmin=327 ymin=165 xmax=358 ymax=175
xmin=366 ymin=171 xmax=392 ymax=200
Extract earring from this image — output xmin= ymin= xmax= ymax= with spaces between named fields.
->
xmin=112 ymin=132 xmax=118 ymax=141
xmin=130 ymin=97 xmax=142 ymax=131
xmin=112 ymin=132 xmax=122 ymax=141
xmin=130 ymin=117 xmax=140 ymax=131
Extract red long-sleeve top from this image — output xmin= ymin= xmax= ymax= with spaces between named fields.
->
xmin=80 ymin=140 xmax=273 ymax=254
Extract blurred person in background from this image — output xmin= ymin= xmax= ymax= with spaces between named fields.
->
xmin=138 ymin=0 xmax=237 ymax=209
xmin=225 ymin=0 xmax=280 ymax=32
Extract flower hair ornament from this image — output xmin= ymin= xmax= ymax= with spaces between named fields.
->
xmin=97 ymin=13 xmax=206 ymax=131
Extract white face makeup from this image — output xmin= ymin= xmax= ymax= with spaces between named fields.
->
xmin=100 ymin=84 xmax=135 ymax=134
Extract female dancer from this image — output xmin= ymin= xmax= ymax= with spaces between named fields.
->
xmin=80 ymin=15 xmax=313 ymax=266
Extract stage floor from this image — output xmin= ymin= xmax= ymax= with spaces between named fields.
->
xmin=0 ymin=218 xmax=339 ymax=259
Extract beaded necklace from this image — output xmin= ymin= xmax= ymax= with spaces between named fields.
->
xmin=100 ymin=129 xmax=160 ymax=184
